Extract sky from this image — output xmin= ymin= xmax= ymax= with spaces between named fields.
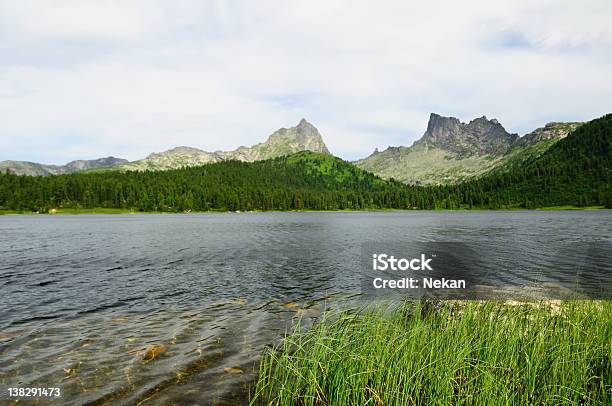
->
xmin=0 ymin=0 xmax=611 ymax=164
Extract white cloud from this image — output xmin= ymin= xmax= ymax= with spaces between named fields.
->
xmin=0 ymin=0 xmax=610 ymax=163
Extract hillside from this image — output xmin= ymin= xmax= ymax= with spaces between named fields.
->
xmin=442 ymin=114 xmax=611 ymax=208
xmin=354 ymin=114 xmax=582 ymax=185
xmin=354 ymin=145 xmax=499 ymax=185
xmin=0 ymin=152 xmax=416 ymax=212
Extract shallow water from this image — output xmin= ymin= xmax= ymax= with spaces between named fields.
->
xmin=0 ymin=211 xmax=610 ymax=404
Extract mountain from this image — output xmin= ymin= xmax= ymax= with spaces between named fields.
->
xmin=118 ymin=118 xmax=330 ymax=171
xmin=414 ymin=113 xmax=518 ymax=156
xmin=219 ymin=118 xmax=330 ymax=161
xmin=354 ymin=114 xmax=582 ymax=185
xmin=1 ymin=115 xmax=609 ymax=212
xmin=447 ymin=113 xmax=611 ymax=208
xmin=0 ymin=116 xmax=587 ymax=186
xmin=0 ymin=119 xmax=330 ymax=175
xmin=0 ymin=157 xmax=128 ymax=176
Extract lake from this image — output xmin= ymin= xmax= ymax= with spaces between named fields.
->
xmin=1 ymin=211 xmax=611 ymax=405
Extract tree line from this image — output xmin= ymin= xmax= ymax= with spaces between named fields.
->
xmin=0 ymin=115 xmax=610 ymax=212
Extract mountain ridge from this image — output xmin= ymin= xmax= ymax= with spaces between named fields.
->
xmin=0 ymin=157 xmax=128 ymax=176
xmin=354 ymin=113 xmax=582 ymax=185
xmin=1 ymin=114 xmax=609 ymax=212
xmin=0 ymin=119 xmax=330 ymax=175
xmin=117 ymin=118 xmax=330 ymax=171
xmin=413 ymin=113 xmax=519 ymax=156
xmin=445 ymin=113 xmax=611 ymax=208
xmin=1 ymin=115 xmax=585 ymax=184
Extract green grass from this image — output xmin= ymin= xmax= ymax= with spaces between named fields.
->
xmin=251 ymin=301 xmax=611 ymax=405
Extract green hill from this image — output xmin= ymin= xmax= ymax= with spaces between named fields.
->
xmin=0 ymin=151 xmax=420 ymax=212
xmin=442 ymin=114 xmax=612 ymax=208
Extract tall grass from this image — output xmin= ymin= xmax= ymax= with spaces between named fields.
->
xmin=251 ymin=301 xmax=611 ymax=405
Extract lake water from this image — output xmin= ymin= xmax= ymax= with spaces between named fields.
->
xmin=1 ymin=211 xmax=611 ymax=405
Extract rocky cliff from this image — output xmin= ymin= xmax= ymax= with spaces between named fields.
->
xmin=413 ymin=113 xmax=518 ymax=156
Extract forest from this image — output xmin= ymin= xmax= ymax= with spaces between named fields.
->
xmin=442 ymin=113 xmax=611 ymax=209
xmin=0 ymin=114 xmax=610 ymax=212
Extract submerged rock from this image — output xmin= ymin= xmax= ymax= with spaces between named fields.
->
xmin=282 ymin=301 xmax=301 ymax=311
xmin=223 ymin=367 xmax=244 ymax=374
xmin=142 ymin=344 xmax=167 ymax=361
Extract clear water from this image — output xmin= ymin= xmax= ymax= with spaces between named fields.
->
xmin=1 ymin=211 xmax=610 ymax=405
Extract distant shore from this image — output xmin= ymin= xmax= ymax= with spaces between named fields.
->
xmin=0 ymin=206 xmax=608 ymax=215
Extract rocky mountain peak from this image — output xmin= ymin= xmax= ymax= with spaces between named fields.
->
xmin=425 ymin=113 xmax=462 ymax=134
xmin=120 ymin=119 xmax=331 ymax=171
xmin=266 ymin=119 xmax=330 ymax=155
xmin=415 ymin=113 xmax=518 ymax=156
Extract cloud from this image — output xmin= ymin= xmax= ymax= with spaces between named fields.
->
xmin=0 ymin=0 xmax=610 ymax=163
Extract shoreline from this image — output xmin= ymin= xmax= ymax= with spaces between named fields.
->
xmin=0 ymin=206 xmax=608 ymax=215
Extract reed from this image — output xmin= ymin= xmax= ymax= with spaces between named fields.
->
xmin=251 ymin=300 xmax=611 ymax=405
